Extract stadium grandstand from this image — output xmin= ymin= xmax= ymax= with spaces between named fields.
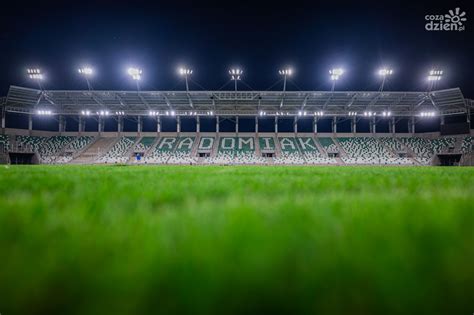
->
xmin=1 ymin=85 xmax=473 ymax=166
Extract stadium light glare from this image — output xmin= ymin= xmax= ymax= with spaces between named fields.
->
xmin=259 ymin=111 xmax=267 ymax=116
xmin=279 ymin=68 xmax=293 ymax=92
xmin=178 ymin=67 xmax=193 ymax=91
xmin=378 ymin=68 xmax=393 ymax=91
xmin=348 ymin=111 xmax=357 ymax=116
xmin=36 ymin=109 xmax=53 ymax=116
xmin=378 ymin=68 xmax=393 ymax=77
xmin=78 ymin=66 xmax=94 ymax=90
xmin=149 ymin=111 xmax=159 ymax=116
xmin=127 ymin=67 xmax=142 ymax=81
xmin=229 ymin=68 xmax=243 ymax=91
xmin=98 ymin=110 xmax=110 ymax=116
xmin=278 ymin=68 xmax=293 ymax=76
xmin=427 ymin=70 xmax=443 ymax=81
xmin=363 ymin=111 xmax=374 ymax=117
xmin=78 ymin=67 xmax=93 ymax=76
xmin=420 ymin=111 xmax=437 ymax=117
xmin=381 ymin=111 xmax=392 ymax=117
xmin=81 ymin=110 xmax=91 ymax=116
xmin=115 ymin=111 xmax=125 ymax=116
xmin=27 ymin=68 xmax=44 ymax=80
xmin=329 ymin=68 xmax=344 ymax=81
xmin=314 ymin=111 xmax=324 ymax=116
xmin=329 ymin=68 xmax=344 ymax=91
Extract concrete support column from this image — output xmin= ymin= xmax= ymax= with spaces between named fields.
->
xmin=177 ymin=116 xmax=181 ymax=134
xmin=313 ymin=117 xmax=318 ymax=134
xmin=58 ymin=115 xmax=65 ymax=134
xmin=98 ymin=117 xmax=103 ymax=135
xmin=157 ymin=116 xmax=161 ymax=133
xmin=1 ymin=107 xmax=6 ymax=132
xmin=236 ymin=116 xmax=239 ymax=135
xmin=352 ymin=117 xmax=357 ymax=134
xmin=196 ymin=116 xmax=200 ymax=133
xmin=255 ymin=116 xmax=259 ymax=135
xmin=216 ymin=116 xmax=219 ymax=133
xmin=467 ymin=107 xmax=471 ymax=129
xmin=409 ymin=117 xmax=416 ymax=134
xmin=390 ymin=117 xmax=396 ymax=134
xmin=137 ymin=116 xmax=142 ymax=134
xmin=294 ymin=116 xmax=298 ymax=134
xmin=78 ymin=116 xmax=84 ymax=134
xmin=440 ymin=115 xmax=445 ymax=127
xmin=117 ymin=117 xmax=123 ymax=135
xmin=371 ymin=116 xmax=376 ymax=134
xmin=274 ymin=117 xmax=278 ymax=134
xmin=332 ymin=116 xmax=337 ymax=134
xmin=28 ymin=114 xmax=33 ymax=135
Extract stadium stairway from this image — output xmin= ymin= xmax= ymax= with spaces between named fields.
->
xmin=332 ymin=138 xmax=347 ymax=158
xmin=71 ymin=137 xmax=118 ymax=164
xmin=313 ymin=138 xmax=328 ymax=157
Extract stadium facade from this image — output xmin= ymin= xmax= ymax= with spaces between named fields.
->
xmin=1 ymin=86 xmax=473 ymax=166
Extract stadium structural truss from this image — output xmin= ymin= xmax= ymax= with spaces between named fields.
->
xmin=2 ymin=85 xmax=472 ymax=118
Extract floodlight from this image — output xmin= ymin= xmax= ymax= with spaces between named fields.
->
xmin=378 ymin=68 xmax=393 ymax=76
xmin=420 ymin=111 xmax=436 ymax=117
xmin=78 ymin=67 xmax=93 ymax=76
xmin=27 ymin=68 xmax=43 ymax=80
xmin=279 ymin=68 xmax=293 ymax=76
xmin=179 ymin=67 xmax=193 ymax=76
xmin=36 ymin=109 xmax=52 ymax=115
xmin=128 ymin=67 xmax=142 ymax=81
xmin=329 ymin=68 xmax=344 ymax=81
xmin=427 ymin=70 xmax=443 ymax=81
xmin=229 ymin=68 xmax=243 ymax=80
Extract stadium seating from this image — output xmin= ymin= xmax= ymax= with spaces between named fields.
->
xmin=145 ymin=137 xmax=197 ymax=164
xmin=461 ymin=136 xmax=473 ymax=153
xmin=274 ymin=137 xmax=305 ymax=164
xmin=297 ymin=137 xmax=337 ymax=165
xmin=16 ymin=136 xmax=74 ymax=163
xmin=400 ymin=137 xmax=455 ymax=165
xmin=98 ymin=137 xmax=136 ymax=164
xmin=135 ymin=137 xmax=156 ymax=152
xmin=338 ymin=137 xmax=412 ymax=165
xmin=4 ymin=133 xmax=470 ymax=166
xmin=205 ymin=137 xmax=265 ymax=164
xmin=378 ymin=137 xmax=416 ymax=165
xmin=0 ymin=134 xmax=9 ymax=152
xmin=55 ymin=136 xmax=94 ymax=163
xmin=318 ymin=137 xmax=339 ymax=154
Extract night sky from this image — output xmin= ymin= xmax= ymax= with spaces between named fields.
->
xmin=0 ymin=0 xmax=472 ymax=97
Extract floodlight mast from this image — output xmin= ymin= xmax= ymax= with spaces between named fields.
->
xmin=279 ymin=68 xmax=293 ymax=92
xmin=427 ymin=69 xmax=443 ymax=91
xmin=329 ymin=68 xmax=344 ymax=91
xmin=179 ymin=67 xmax=193 ymax=92
xmin=378 ymin=68 xmax=393 ymax=92
xmin=128 ymin=67 xmax=142 ymax=91
xmin=229 ymin=68 xmax=243 ymax=91
xmin=27 ymin=68 xmax=44 ymax=90
xmin=78 ymin=67 xmax=94 ymax=90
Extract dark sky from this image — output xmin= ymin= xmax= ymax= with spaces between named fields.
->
xmin=1 ymin=0 xmax=473 ymax=97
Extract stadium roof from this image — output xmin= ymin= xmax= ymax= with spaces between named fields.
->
xmin=3 ymin=85 xmax=472 ymax=117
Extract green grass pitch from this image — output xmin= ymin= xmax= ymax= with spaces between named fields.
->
xmin=0 ymin=165 xmax=473 ymax=314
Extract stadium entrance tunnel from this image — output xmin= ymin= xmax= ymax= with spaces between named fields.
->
xmin=435 ymin=154 xmax=462 ymax=166
xmin=9 ymin=153 xmax=38 ymax=164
